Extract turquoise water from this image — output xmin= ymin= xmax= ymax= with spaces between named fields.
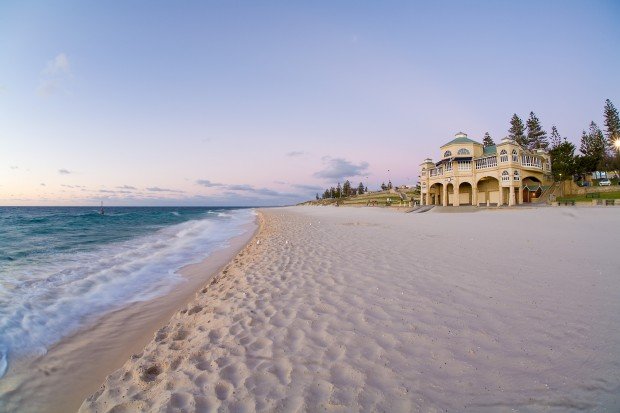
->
xmin=0 ymin=207 xmax=255 ymax=378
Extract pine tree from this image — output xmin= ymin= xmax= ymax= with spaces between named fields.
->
xmin=549 ymin=125 xmax=562 ymax=149
xmin=342 ymin=180 xmax=351 ymax=197
xmin=526 ymin=112 xmax=548 ymax=150
xmin=549 ymin=138 xmax=577 ymax=180
xmin=381 ymin=182 xmax=387 ymax=191
xmin=508 ymin=114 xmax=526 ymax=146
xmin=482 ymin=132 xmax=494 ymax=147
xmin=387 ymin=180 xmax=393 ymax=190
xmin=579 ymin=122 xmax=607 ymax=172
xmin=357 ymin=182 xmax=365 ymax=195
xmin=604 ymin=99 xmax=620 ymax=151
xmin=364 ymin=186 xmax=368 ymax=193
xmin=336 ymin=182 xmax=342 ymax=198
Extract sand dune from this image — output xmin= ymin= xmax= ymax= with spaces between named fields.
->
xmin=81 ymin=206 xmax=620 ymax=412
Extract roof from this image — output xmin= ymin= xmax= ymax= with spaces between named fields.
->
xmin=523 ymin=184 xmax=550 ymax=191
xmin=440 ymin=136 xmax=481 ymax=147
xmin=482 ymin=145 xmax=497 ymax=155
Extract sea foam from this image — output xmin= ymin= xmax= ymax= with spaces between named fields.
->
xmin=0 ymin=208 xmax=255 ymax=378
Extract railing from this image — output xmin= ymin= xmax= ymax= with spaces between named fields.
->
xmin=475 ymin=156 xmax=498 ymax=169
xmin=521 ymin=155 xmax=542 ymax=169
xmin=457 ymin=161 xmax=472 ymax=172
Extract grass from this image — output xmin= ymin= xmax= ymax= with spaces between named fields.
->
xmin=301 ymin=190 xmax=421 ymax=206
xmin=558 ymin=191 xmax=620 ymax=202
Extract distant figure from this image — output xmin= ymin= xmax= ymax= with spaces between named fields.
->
xmin=99 ymin=201 xmax=105 ymax=215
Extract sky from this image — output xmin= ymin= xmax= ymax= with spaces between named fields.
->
xmin=1 ymin=1 xmax=619 ymax=206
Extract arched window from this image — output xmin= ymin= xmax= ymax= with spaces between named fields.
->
xmin=501 ymin=170 xmax=510 ymax=181
xmin=457 ymin=148 xmax=470 ymax=155
xmin=444 ymin=150 xmax=452 ymax=158
xmin=512 ymin=149 xmax=518 ymax=162
xmin=500 ymin=149 xmax=508 ymax=163
xmin=513 ymin=170 xmax=520 ymax=181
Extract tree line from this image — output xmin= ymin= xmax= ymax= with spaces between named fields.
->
xmin=318 ymin=180 xmax=368 ymax=200
xmin=315 ymin=99 xmax=620 ymax=201
xmin=479 ymin=99 xmax=619 ymax=180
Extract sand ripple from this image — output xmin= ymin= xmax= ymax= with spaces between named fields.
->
xmin=80 ymin=206 xmax=620 ymax=412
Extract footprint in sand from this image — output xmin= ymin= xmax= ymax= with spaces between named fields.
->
xmin=215 ymin=381 xmax=232 ymax=400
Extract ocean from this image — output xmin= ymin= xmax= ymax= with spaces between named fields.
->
xmin=0 ymin=206 xmax=255 ymax=379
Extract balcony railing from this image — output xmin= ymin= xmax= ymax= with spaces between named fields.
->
xmin=475 ymin=156 xmax=498 ymax=169
xmin=521 ymin=155 xmax=542 ymax=169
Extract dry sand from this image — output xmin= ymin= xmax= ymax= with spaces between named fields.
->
xmin=81 ymin=206 xmax=620 ymax=412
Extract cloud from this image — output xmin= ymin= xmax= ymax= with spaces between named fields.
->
xmin=40 ymin=183 xmax=46 ymax=186
xmin=39 ymin=53 xmax=71 ymax=96
xmin=10 ymin=165 xmax=18 ymax=170
xmin=58 ymin=168 xmax=71 ymax=174
xmin=227 ymin=184 xmax=254 ymax=191
xmin=117 ymin=185 xmax=137 ymax=190
xmin=196 ymin=179 xmax=223 ymax=187
xmin=313 ymin=157 xmax=369 ymax=181
xmin=273 ymin=180 xmax=288 ymax=185
xmin=292 ymin=183 xmax=324 ymax=191
xmin=44 ymin=53 xmax=70 ymax=75
xmin=286 ymin=151 xmax=305 ymax=157
xmin=217 ymin=183 xmax=298 ymax=198
xmin=146 ymin=186 xmax=185 ymax=193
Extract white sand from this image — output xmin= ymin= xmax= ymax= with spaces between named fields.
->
xmin=81 ymin=206 xmax=620 ymax=412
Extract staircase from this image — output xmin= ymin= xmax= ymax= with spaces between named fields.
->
xmin=533 ymin=181 xmax=561 ymax=204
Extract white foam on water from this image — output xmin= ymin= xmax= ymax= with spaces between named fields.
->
xmin=0 ymin=208 xmax=255 ymax=378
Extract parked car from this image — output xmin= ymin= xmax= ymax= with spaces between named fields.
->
xmin=599 ymin=179 xmax=611 ymax=186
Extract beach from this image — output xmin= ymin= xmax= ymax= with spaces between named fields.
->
xmin=0 ymin=208 xmax=257 ymax=413
xmin=80 ymin=206 xmax=620 ymax=412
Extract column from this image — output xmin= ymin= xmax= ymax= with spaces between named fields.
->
xmin=509 ymin=184 xmax=516 ymax=206
xmin=518 ymin=185 xmax=523 ymax=204
xmin=472 ymin=186 xmax=478 ymax=206
xmin=442 ymin=185 xmax=448 ymax=206
xmin=425 ymin=191 xmax=430 ymax=206
xmin=454 ymin=184 xmax=460 ymax=207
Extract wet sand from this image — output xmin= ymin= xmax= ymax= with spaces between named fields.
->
xmin=81 ymin=206 xmax=620 ymax=412
xmin=0 ymin=220 xmax=257 ymax=413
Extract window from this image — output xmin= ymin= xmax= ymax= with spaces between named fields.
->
xmin=444 ymin=150 xmax=452 ymax=157
xmin=513 ymin=170 xmax=520 ymax=181
xmin=445 ymin=162 xmax=453 ymax=172
xmin=500 ymin=150 xmax=508 ymax=163
xmin=458 ymin=161 xmax=471 ymax=171
xmin=502 ymin=170 xmax=510 ymax=181
xmin=457 ymin=148 xmax=470 ymax=155
xmin=512 ymin=149 xmax=518 ymax=162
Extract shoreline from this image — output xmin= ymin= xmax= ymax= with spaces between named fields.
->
xmin=0 ymin=214 xmax=259 ymax=413
xmin=80 ymin=206 xmax=620 ymax=412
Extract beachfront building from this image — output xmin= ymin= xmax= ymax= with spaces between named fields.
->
xmin=419 ymin=132 xmax=552 ymax=206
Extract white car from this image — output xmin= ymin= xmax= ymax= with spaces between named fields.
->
xmin=599 ymin=179 xmax=611 ymax=186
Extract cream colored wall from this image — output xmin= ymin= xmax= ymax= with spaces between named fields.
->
xmin=419 ymin=141 xmax=551 ymax=206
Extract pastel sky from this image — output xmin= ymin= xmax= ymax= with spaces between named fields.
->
xmin=1 ymin=1 xmax=619 ymax=206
